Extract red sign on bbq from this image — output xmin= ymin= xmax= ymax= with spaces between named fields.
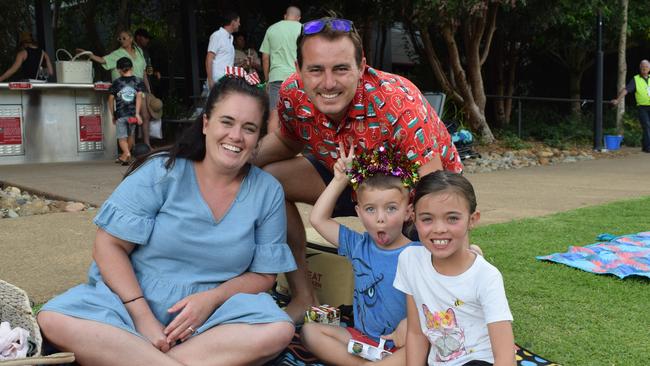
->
xmin=79 ymin=115 xmax=103 ymax=142
xmin=0 ymin=117 xmax=22 ymax=145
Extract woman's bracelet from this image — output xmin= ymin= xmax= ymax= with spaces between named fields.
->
xmin=122 ymin=295 xmax=144 ymax=304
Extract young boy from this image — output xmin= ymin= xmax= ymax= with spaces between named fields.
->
xmin=301 ymin=143 xmax=421 ymax=365
xmin=108 ymin=57 xmax=144 ymax=165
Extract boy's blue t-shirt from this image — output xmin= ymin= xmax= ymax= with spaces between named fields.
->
xmin=338 ymin=225 xmax=420 ymax=345
xmin=109 ymin=75 xmax=145 ymax=120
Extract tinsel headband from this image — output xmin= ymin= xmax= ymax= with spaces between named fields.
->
xmin=345 ymin=145 xmax=421 ymax=190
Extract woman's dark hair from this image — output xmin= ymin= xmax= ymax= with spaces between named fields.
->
xmin=413 ymin=171 xmax=477 ymax=214
xmin=125 ymin=76 xmax=269 ymax=177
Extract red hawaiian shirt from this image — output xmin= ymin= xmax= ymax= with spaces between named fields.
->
xmin=277 ymin=66 xmax=463 ymax=174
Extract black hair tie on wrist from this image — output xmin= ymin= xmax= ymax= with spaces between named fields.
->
xmin=122 ymin=295 xmax=144 ymax=304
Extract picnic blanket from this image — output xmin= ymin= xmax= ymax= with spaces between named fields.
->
xmin=267 ymin=291 xmax=559 ymax=366
xmin=537 ymin=232 xmax=650 ymax=278
xmin=266 ymin=333 xmax=559 ymax=365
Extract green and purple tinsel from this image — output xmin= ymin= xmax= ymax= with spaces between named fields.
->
xmin=345 ymin=145 xmax=421 ymax=190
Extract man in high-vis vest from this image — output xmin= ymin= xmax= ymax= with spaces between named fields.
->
xmin=612 ymin=59 xmax=650 ymax=153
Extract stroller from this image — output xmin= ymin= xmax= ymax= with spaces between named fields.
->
xmin=422 ymin=92 xmax=479 ymax=161
xmin=444 ymin=119 xmax=481 ymax=161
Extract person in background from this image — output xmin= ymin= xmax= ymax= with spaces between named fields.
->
xmin=108 ymin=57 xmax=144 ymax=165
xmin=0 ymin=31 xmax=53 ymax=82
xmin=206 ymin=11 xmax=240 ymax=89
xmin=37 ymin=73 xmax=296 ymax=366
xmin=234 ymin=33 xmax=261 ymax=75
xmin=259 ymin=6 xmax=301 ymax=132
xmin=78 ymin=30 xmax=153 ymax=148
xmin=612 ymin=59 xmax=650 ymax=153
xmin=254 ymin=16 xmax=463 ymax=323
xmin=134 ymin=28 xmax=161 ymax=82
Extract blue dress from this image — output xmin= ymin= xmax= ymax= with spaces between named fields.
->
xmin=41 ymin=156 xmax=297 ymax=337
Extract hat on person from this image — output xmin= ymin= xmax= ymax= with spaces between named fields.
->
xmin=116 ymin=57 xmax=133 ymax=70
xmin=134 ymin=28 xmax=152 ymax=39
xmin=147 ymin=94 xmax=163 ymax=120
xmin=19 ymin=32 xmax=34 ymax=45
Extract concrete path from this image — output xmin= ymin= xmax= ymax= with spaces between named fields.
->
xmin=1 ymin=149 xmax=649 ymax=303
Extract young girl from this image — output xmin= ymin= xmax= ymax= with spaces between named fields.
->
xmin=301 ymin=143 xmax=420 ymax=365
xmin=394 ymin=171 xmax=515 ymax=366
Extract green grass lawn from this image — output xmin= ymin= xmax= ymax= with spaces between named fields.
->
xmin=474 ymin=196 xmax=650 ymax=366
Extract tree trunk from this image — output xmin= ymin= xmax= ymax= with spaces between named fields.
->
xmin=568 ymin=69 xmax=584 ymax=115
xmin=616 ymin=0 xmax=629 ymax=132
xmin=492 ymin=30 xmax=519 ymax=128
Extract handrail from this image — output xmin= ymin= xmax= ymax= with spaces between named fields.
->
xmin=486 ymin=94 xmax=615 ymax=137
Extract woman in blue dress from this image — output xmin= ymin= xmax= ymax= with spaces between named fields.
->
xmin=37 ymin=72 xmax=297 ymax=365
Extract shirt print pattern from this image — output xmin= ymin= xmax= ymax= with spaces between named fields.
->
xmin=278 ymin=66 xmax=463 ymax=173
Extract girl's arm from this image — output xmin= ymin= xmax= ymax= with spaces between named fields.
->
xmin=309 ymin=142 xmax=354 ymax=247
xmin=487 ymin=321 xmax=516 ymax=366
xmin=93 ymin=229 xmax=171 ymax=352
xmin=0 ymin=50 xmax=27 ymax=82
xmin=405 ymin=295 xmax=429 ymax=366
xmin=43 ymin=52 xmax=54 ymax=77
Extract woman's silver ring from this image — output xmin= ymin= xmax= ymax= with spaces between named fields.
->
xmin=187 ymin=326 xmax=196 ymax=333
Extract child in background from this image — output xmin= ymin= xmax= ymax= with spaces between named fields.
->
xmin=108 ymin=57 xmax=144 ymax=165
xmin=301 ymin=142 xmax=421 ymax=365
xmin=394 ymin=171 xmax=515 ymax=366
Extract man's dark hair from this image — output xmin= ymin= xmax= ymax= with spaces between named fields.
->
xmin=296 ymin=16 xmax=363 ymax=69
xmin=134 ymin=28 xmax=151 ymax=39
xmin=222 ymin=11 xmax=239 ymax=27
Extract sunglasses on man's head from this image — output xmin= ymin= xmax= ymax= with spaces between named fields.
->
xmin=302 ymin=18 xmax=354 ymax=35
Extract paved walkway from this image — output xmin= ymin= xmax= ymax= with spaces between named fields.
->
xmin=2 ymin=149 xmax=649 ymax=303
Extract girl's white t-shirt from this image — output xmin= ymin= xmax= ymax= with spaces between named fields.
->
xmin=394 ymin=246 xmax=513 ymax=366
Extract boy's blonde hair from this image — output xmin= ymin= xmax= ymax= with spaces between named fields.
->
xmin=356 ymin=174 xmax=409 ymax=201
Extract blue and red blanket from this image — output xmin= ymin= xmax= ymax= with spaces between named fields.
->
xmin=537 ymin=231 xmax=650 ymax=278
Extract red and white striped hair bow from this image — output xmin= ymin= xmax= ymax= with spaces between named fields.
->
xmin=224 ymin=66 xmax=261 ymax=86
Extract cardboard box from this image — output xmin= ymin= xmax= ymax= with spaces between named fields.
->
xmin=276 ymin=228 xmax=354 ymax=306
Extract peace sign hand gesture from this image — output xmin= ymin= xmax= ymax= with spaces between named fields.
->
xmin=333 ymin=141 xmax=355 ymax=183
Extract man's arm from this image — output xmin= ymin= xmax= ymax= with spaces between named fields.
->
xmin=612 ymin=79 xmax=634 ymax=105
xmin=418 ymin=156 xmax=443 ymax=177
xmin=253 ymin=130 xmax=303 ymax=168
xmin=262 ymin=53 xmax=270 ymax=82
xmin=205 ymin=52 xmax=215 ymax=88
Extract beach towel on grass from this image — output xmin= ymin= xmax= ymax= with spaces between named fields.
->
xmin=537 ymin=232 xmax=650 ymax=278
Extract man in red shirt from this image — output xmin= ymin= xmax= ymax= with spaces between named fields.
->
xmin=255 ymin=17 xmax=462 ymax=322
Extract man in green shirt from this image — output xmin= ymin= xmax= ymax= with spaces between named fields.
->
xmin=259 ymin=6 xmax=302 ymax=132
xmin=612 ymin=59 xmax=650 ymax=153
